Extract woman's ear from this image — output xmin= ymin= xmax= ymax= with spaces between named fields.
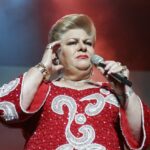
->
xmin=55 ymin=47 xmax=61 ymax=65
xmin=56 ymin=47 xmax=61 ymax=55
xmin=52 ymin=57 xmax=60 ymax=65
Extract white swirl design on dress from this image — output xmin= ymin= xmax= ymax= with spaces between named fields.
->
xmin=56 ymin=144 xmax=73 ymax=150
xmin=0 ymin=101 xmax=19 ymax=121
xmin=105 ymin=94 xmax=120 ymax=107
xmin=0 ymin=78 xmax=20 ymax=97
xmin=75 ymin=113 xmax=86 ymax=125
xmin=80 ymin=93 xmax=106 ymax=116
xmin=100 ymin=88 xmax=110 ymax=95
xmin=84 ymin=143 xmax=106 ymax=150
xmin=57 ymin=143 xmax=106 ymax=150
xmin=51 ymin=95 xmax=106 ymax=150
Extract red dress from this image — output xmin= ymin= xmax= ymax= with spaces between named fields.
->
xmin=0 ymin=75 xmax=150 ymax=150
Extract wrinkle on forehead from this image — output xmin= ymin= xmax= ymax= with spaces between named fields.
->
xmin=60 ymin=29 xmax=94 ymax=42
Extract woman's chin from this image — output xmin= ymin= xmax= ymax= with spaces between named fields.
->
xmin=75 ymin=62 xmax=91 ymax=70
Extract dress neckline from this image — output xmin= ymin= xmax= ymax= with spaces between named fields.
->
xmin=51 ymin=81 xmax=101 ymax=91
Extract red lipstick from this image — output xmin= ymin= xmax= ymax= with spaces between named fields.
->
xmin=76 ymin=55 xmax=89 ymax=59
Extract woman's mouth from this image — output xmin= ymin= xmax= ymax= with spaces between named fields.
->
xmin=76 ymin=55 xmax=89 ymax=59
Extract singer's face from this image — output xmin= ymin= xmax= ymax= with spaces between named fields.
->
xmin=58 ymin=29 xmax=95 ymax=71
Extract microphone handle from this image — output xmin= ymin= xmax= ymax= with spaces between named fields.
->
xmin=110 ymin=73 xmax=132 ymax=87
xmin=98 ymin=62 xmax=132 ymax=87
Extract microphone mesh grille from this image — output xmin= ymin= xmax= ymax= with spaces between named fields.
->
xmin=91 ymin=55 xmax=104 ymax=65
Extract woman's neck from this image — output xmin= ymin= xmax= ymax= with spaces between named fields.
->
xmin=63 ymin=67 xmax=92 ymax=81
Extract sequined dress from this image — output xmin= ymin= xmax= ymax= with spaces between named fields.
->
xmin=0 ymin=75 xmax=150 ymax=150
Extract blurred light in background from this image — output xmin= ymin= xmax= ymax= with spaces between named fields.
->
xmin=0 ymin=0 xmax=42 ymax=67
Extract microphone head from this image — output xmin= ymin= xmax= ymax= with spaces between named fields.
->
xmin=91 ymin=55 xmax=104 ymax=65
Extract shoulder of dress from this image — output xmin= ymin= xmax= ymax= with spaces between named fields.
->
xmin=92 ymin=82 xmax=115 ymax=96
xmin=41 ymin=80 xmax=52 ymax=86
xmin=90 ymin=81 xmax=111 ymax=89
xmin=36 ymin=81 xmax=53 ymax=92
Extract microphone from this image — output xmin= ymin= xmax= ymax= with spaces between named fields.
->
xmin=91 ymin=55 xmax=132 ymax=87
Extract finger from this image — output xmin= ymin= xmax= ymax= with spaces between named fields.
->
xmin=111 ymin=65 xmax=128 ymax=74
xmin=121 ymin=66 xmax=129 ymax=77
xmin=104 ymin=60 xmax=116 ymax=64
xmin=108 ymin=67 xmax=122 ymax=74
xmin=46 ymin=41 xmax=61 ymax=52
xmin=52 ymin=41 xmax=61 ymax=52
xmin=122 ymin=66 xmax=128 ymax=72
xmin=52 ymin=64 xmax=64 ymax=72
xmin=47 ymin=40 xmax=60 ymax=48
xmin=108 ymin=65 xmax=129 ymax=79
xmin=107 ymin=64 xmax=122 ymax=74
xmin=104 ymin=61 xmax=116 ymax=71
xmin=52 ymin=53 xmax=57 ymax=59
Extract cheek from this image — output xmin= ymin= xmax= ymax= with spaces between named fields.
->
xmin=90 ymin=47 xmax=95 ymax=54
xmin=59 ymin=49 xmax=73 ymax=65
xmin=88 ymin=48 xmax=95 ymax=57
xmin=61 ymin=46 xmax=76 ymax=58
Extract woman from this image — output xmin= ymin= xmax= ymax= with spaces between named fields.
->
xmin=0 ymin=14 xmax=150 ymax=150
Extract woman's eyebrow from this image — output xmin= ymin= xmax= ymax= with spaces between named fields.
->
xmin=84 ymin=39 xmax=92 ymax=41
xmin=67 ymin=38 xmax=78 ymax=41
xmin=68 ymin=38 xmax=92 ymax=41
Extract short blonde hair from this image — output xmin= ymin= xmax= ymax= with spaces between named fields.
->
xmin=48 ymin=14 xmax=96 ymax=43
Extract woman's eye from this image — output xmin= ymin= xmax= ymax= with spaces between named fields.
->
xmin=85 ymin=42 xmax=92 ymax=46
xmin=67 ymin=41 xmax=77 ymax=45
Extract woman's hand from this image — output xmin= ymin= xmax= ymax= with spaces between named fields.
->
xmin=41 ymin=41 xmax=63 ymax=76
xmin=99 ymin=60 xmax=129 ymax=95
xmin=98 ymin=60 xmax=130 ymax=107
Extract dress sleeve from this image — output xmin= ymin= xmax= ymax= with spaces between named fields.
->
xmin=0 ymin=73 xmax=50 ymax=123
xmin=143 ymin=103 xmax=150 ymax=149
xmin=119 ymin=98 xmax=150 ymax=150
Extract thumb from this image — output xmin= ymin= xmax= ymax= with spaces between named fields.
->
xmin=52 ymin=64 xmax=64 ymax=72
xmin=97 ymin=66 xmax=105 ymax=74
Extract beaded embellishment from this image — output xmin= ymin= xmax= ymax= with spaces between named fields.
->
xmin=0 ymin=78 xmax=20 ymax=97
xmin=0 ymin=101 xmax=19 ymax=121
xmin=51 ymin=95 xmax=107 ymax=150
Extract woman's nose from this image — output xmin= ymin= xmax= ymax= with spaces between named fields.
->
xmin=78 ymin=42 xmax=87 ymax=52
